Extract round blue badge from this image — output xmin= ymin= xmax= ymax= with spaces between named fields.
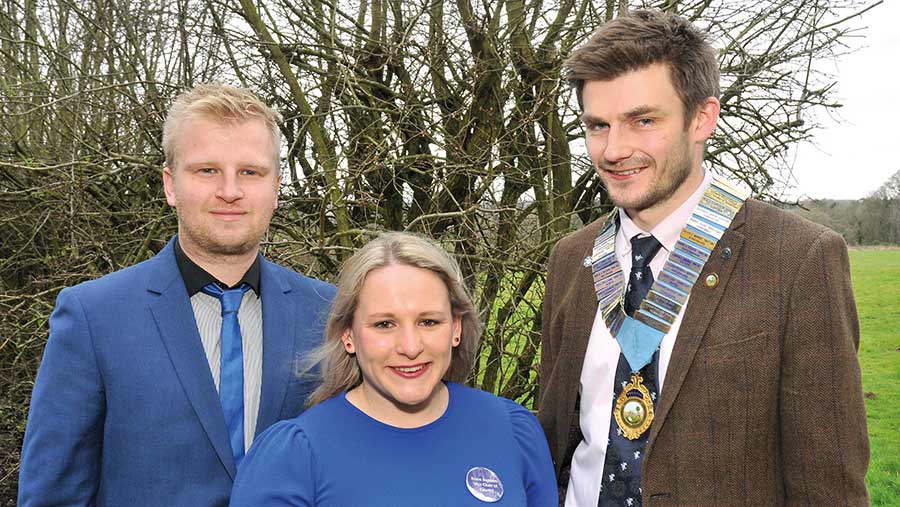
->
xmin=466 ymin=466 xmax=504 ymax=502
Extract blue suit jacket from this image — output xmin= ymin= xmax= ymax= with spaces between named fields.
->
xmin=18 ymin=239 xmax=336 ymax=506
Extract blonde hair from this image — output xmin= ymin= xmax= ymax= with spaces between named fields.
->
xmin=306 ymin=232 xmax=482 ymax=407
xmin=161 ymin=83 xmax=282 ymax=169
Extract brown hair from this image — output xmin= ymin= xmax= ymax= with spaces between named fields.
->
xmin=305 ymin=232 xmax=482 ymax=407
xmin=162 ymin=83 xmax=282 ymax=169
xmin=564 ymin=9 xmax=719 ymax=125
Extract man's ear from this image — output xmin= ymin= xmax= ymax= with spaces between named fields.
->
xmin=690 ymin=97 xmax=720 ymax=144
xmin=275 ymin=173 xmax=281 ymax=208
xmin=163 ymin=166 xmax=177 ymax=207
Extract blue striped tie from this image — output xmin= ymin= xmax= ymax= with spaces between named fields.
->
xmin=202 ymin=283 xmax=250 ymax=467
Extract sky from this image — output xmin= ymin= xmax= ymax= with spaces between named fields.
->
xmin=783 ymin=0 xmax=900 ymax=200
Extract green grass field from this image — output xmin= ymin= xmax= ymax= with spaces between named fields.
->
xmin=850 ymin=249 xmax=900 ymax=506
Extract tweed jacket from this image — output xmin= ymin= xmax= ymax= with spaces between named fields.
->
xmin=538 ymin=199 xmax=869 ymax=507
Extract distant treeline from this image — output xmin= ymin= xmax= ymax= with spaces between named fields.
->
xmin=787 ymin=191 xmax=898 ymax=247
xmin=784 ymin=170 xmax=900 ymax=246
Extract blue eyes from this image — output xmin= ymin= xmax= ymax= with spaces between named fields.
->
xmin=195 ymin=168 xmax=262 ymax=175
xmin=584 ymin=118 xmax=654 ymax=132
xmin=372 ymin=319 xmax=442 ymax=329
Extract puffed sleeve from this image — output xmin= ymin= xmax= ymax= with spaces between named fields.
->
xmin=503 ymin=399 xmax=559 ymax=507
xmin=229 ymin=420 xmax=317 ymax=507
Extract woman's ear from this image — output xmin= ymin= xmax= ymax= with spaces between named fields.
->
xmin=341 ymin=329 xmax=356 ymax=354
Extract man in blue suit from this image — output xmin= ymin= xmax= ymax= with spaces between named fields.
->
xmin=18 ymin=84 xmax=335 ymax=506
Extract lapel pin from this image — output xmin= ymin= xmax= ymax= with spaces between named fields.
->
xmin=704 ymin=273 xmax=719 ymax=288
xmin=721 ymin=247 xmax=732 ymax=260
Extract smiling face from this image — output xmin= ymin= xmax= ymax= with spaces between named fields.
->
xmin=582 ymin=63 xmax=719 ymax=229
xmin=343 ymin=263 xmax=462 ymax=426
xmin=162 ymin=116 xmax=279 ymax=261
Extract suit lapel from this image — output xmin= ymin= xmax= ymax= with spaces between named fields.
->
xmin=147 ymin=241 xmax=237 ymax=479
xmin=255 ymin=259 xmax=294 ymax=434
xmin=646 ymin=206 xmax=747 ymax=452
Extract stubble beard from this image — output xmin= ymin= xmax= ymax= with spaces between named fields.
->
xmin=178 ymin=215 xmax=268 ymax=259
xmin=602 ymin=133 xmax=694 ymax=213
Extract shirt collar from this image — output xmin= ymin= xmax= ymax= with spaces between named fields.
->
xmin=617 ymin=167 xmax=713 ymax=254
xmin=173 ymin=237 xmax=261 ymax=296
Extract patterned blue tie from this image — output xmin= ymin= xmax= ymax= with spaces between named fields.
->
xmin=599 ymin=234 xmax=662 ymax=506
xmin=624 ymin=235 xmax=662 ymax=317
xmin=598 ymin=353 xmax=659 ymax=506
xmin=202 ymin=283 xmax=250 ymax=467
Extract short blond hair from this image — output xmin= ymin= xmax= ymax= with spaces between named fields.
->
xmin=162 ymin=84 xmax=282 ymax=169
xmin=306 ymin=232 xmax=483 ymax=407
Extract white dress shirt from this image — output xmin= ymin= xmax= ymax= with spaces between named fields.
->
xmin=566 ymin=169 xmax=714 ymax=506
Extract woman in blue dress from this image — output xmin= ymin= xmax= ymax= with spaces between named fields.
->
xmin=230 ymin=232 xmax=557 ymax=506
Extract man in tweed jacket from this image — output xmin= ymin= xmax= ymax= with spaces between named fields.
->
xmin=538 ymin=10 xmax=869 ymax=507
